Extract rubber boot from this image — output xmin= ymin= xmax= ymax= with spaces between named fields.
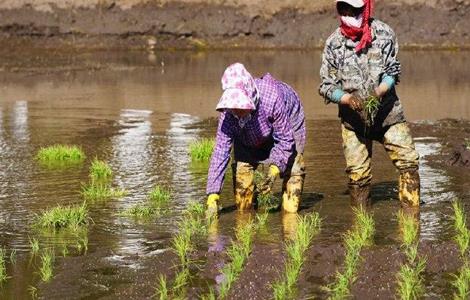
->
xmin=349 ymin=184 xmax=371 ymax=208
xmin=399 ymin=168 xmax=420 ymax=209
xmin=232 ymin=163 xmax=255 ymax=210
xmin=282 ymin=212 xmax=299 ymax=240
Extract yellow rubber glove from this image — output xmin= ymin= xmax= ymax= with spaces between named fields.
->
xmin=259 ymin=164 xmax=280 ymax=195
xmin=268 ymin=164 xmax=281 ymax=177
xmin=206 ymin=194 xmax=220 ymax=216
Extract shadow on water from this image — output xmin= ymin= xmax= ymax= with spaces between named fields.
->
xmin=0 ymin=50 xmax=468 ymax=299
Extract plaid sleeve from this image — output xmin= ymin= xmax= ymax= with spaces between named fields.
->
xmin=206 ymin=111 xmax=234 ymax=194
xmin=268 ymin=94 xmax=295 ymax=174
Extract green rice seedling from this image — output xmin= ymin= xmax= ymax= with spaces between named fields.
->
xmin=257 ymin=193 xmax=279 ymax=211
xmin=0 ymin=248 xmax=7 ymax=283
xmin=452 ymin=201 xmax=470 ymax=256
xmin=122 ymin=204 xmax=159 ymax=219
xmin=272 ymin=213 xmax=322 ymax=300
xmin=189 ymin=138 xmax=215 ymax=162
xmin=253 ymin=170 xmax=266 ymax=186
xmin=39 ymin=249 xmax=54 ymax=282
xmin=36 ymin=144 xmax=85 ymax=166
xmin=172 ymin=267 xmax=191 ymax=297
xmin=34 ymin=202 xmax=89 ymax=231
xmin=452 ymin=264 xmax=470 ymax=300
xmin=89 ymin=158 xmax=113 ymax=184
xmin=396 ymin=212 xmax=425 ymax=300
xmin=256 ymin=210 xmax=269 ymax=228
xmin=28 ymin=286 xmax=38 ymax=300
xmin=363 ymin=94 xmax=380 ymax=127
xmin=172 ymin=231 xmax=193 ymax=267
xmin=200 ymin=288 xmax=216 ymax=300
xmin=149 ymin=186 xmax=171 ymax=206
xmin=326 ymin=209 xmax=375 ymax=300
xmin=154 ymin=274 xmax=169 ymax=300
xmin=29 ymin=237 xmax=40 ymax=254
xmin=81 ymin=183 xmax=127 ymax=201
xmin=219 ymin=219 xmax=256 ymax=298
xmin=451 ymin=200 xmax=470 ymax=299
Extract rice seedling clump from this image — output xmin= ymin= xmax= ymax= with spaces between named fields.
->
xmin=123 ymin=185 xmax=171 ymax=219
xmin=39 ymin=249 xmax=55 ymax=282
xmin=451 ymin=200 xmax=470 ymax=300
xmin=89 ymin=158 xmax=113 ymax=184
xmin=396 ymin=211 xmax=426 ymax=300
xmin=189 ymin=138 xmax=215 ymax=162
xmin=327 ymin=208 xmax=375 ymax=300
xmin=272 ymin=212 xmax=321 ymax=300
xmin=34 ymin=202 xmax=89 ymax=230
xmin=82 ymin=158 xmax=127 ymax=201
xmin=0 ymin=248 xmax=7 ymax=283
xmin=36 ymin=145 xmax=85 ymax=166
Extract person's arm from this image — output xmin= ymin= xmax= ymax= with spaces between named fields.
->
xmin=376 ymin=28 xmax=401 ymax=97
xmin=206 ymin=112 xmax=234 ymax=195
xmin=319 ymin=40 xmax=362 ymax=111
xmin=268 ymin=94 xmax=295 ymax=174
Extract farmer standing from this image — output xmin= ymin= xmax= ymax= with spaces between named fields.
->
xmin=206 ymin=63 xmax=306 ymax=215
xmin=319 ymin=0 xmax=420 ymax=209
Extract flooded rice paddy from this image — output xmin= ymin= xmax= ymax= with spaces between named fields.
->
xmin=0 ymin=49 xmax=469 ymax=299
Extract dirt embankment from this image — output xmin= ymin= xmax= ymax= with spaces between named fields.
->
xmin=0 ymin=0 xmax=469 ymax=50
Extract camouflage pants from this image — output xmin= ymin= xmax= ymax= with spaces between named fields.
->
xmin=342 ymin=122 xmax=420 ymax=207
xmin=232 ymin=154 xmax=305 ymax=212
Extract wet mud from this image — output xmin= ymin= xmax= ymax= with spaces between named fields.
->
xmin=0 ymin=0 xmax=469 ymax=50
xmin=0 ymin=50 xmax=469 ymax=299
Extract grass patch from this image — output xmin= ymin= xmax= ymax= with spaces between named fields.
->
xmin=452 ymin=200 xmax=470 ymax=300
xmin=123 ymin=186 xmax=172 ymax=219
xmin=81 ymin=184 xmax=128 ymax=201
xmin=272 ymin=213 xmax=322 ymax=300
xmin=89 ymin=158 xmax=113 ymax=184
xmin=326 ymin=208 xmax=375 ymax=299
xmin=0 ymin=248 xmax=7 ymax=283
xmin=36 ymin=145 xmax=85 ymax=166
xmin=189 ymin=138 xmax=215 ymax=162
xmin=39 ymin=249 xmax=54 ymax=282
xmin=34 ymin=202 xmax=89 ymax=231
xmin=396 ymin=211 xmax=426 ymax=300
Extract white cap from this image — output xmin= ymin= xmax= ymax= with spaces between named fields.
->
xmin=336 ymin=0 xmax=365 ymax=8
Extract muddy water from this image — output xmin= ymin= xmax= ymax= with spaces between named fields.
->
xmin=0 ymin=50 xmax=469 ymax=299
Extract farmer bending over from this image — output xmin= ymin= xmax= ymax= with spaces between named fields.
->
xmin=206 ymin=63 xmax=306 ymax=215
xmin=319 ymin=0 xmax=420 ymax=209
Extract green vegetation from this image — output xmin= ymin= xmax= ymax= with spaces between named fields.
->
xmin=36 ymin=145 xmax=85 ymax=166
xmin=81 ymin=158 xmax=127 ymax=201
xmin=396 ymin=212 xmax=426 ymax=300
xmin=39 ymin=249 xmax=54 ymax=282
xmin=81 ymin=184 xmax=128 ymax=201
xmin=272 ymin=213 xmax=322 ymax=300
xmin=154 ymin=202 xmax=209 ymax=300
xmin=465 ymin=139 xmax=470 ymax=150
xmin=89 ymin=158 xmax=113 ymax=184
xmin=29 ymin=236 xmax=40 ymax=254
xmin=219 ymin=219 xmax=255 ymax=298
xmin=189 ymin=138 xmax=215 ymax=162
xmin=28 ymin=286 xmax=38 ymax=299
xmin=123 ymin=186 xmax=171 ymax=219
xmin=154 ymin=275 xmax=169 ymax=300
xmin=0 ymin=248 xmax=7 ymax=283
xmin=34 ymin=202 xmax=89 ymax=230
xmin=327 ymin=208 xmax=375 ymax=300
xmin=452 ymin=201 xmax=470 ymax=300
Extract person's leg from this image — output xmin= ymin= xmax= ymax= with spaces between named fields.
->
xmin=383 ymin=122 xmax=420 ymax=208
xmin=232 ymin=161 xmax=256 ymax=210
xmin=342 ymin=125 xmax=373 ymax=207
xmin=281 ymin=154 xmax=306 ymax=213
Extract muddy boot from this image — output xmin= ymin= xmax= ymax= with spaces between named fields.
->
xmin=232 ymin=162 xmax=255 ymax=210
xmin=282 ymin=175 xmax=304 ymax=213
xmin=349 ymin=184 xmax=371 ymax=208
xmin=399 ymin=168 xmax=420 ymax=209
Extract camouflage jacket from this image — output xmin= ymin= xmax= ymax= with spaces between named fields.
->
xmin=319 ymin=19 xmax=406 ymax=136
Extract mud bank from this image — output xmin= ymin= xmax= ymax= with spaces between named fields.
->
xmin=0 ymin=0 xmax=469 ymax=50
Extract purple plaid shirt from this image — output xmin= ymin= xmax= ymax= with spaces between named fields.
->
xmin=206 ymin=74 xmax=306 ymax=195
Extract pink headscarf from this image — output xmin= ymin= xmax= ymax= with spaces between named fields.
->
xmin=216 ymin=63 xmax=260 ymax=112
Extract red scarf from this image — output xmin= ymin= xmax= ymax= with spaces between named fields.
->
xmin=340 ymin=0 xmax=374 ymax=53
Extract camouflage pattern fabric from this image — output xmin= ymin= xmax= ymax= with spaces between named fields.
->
xmin=319 ymin=19 xmax=405 ymax=133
